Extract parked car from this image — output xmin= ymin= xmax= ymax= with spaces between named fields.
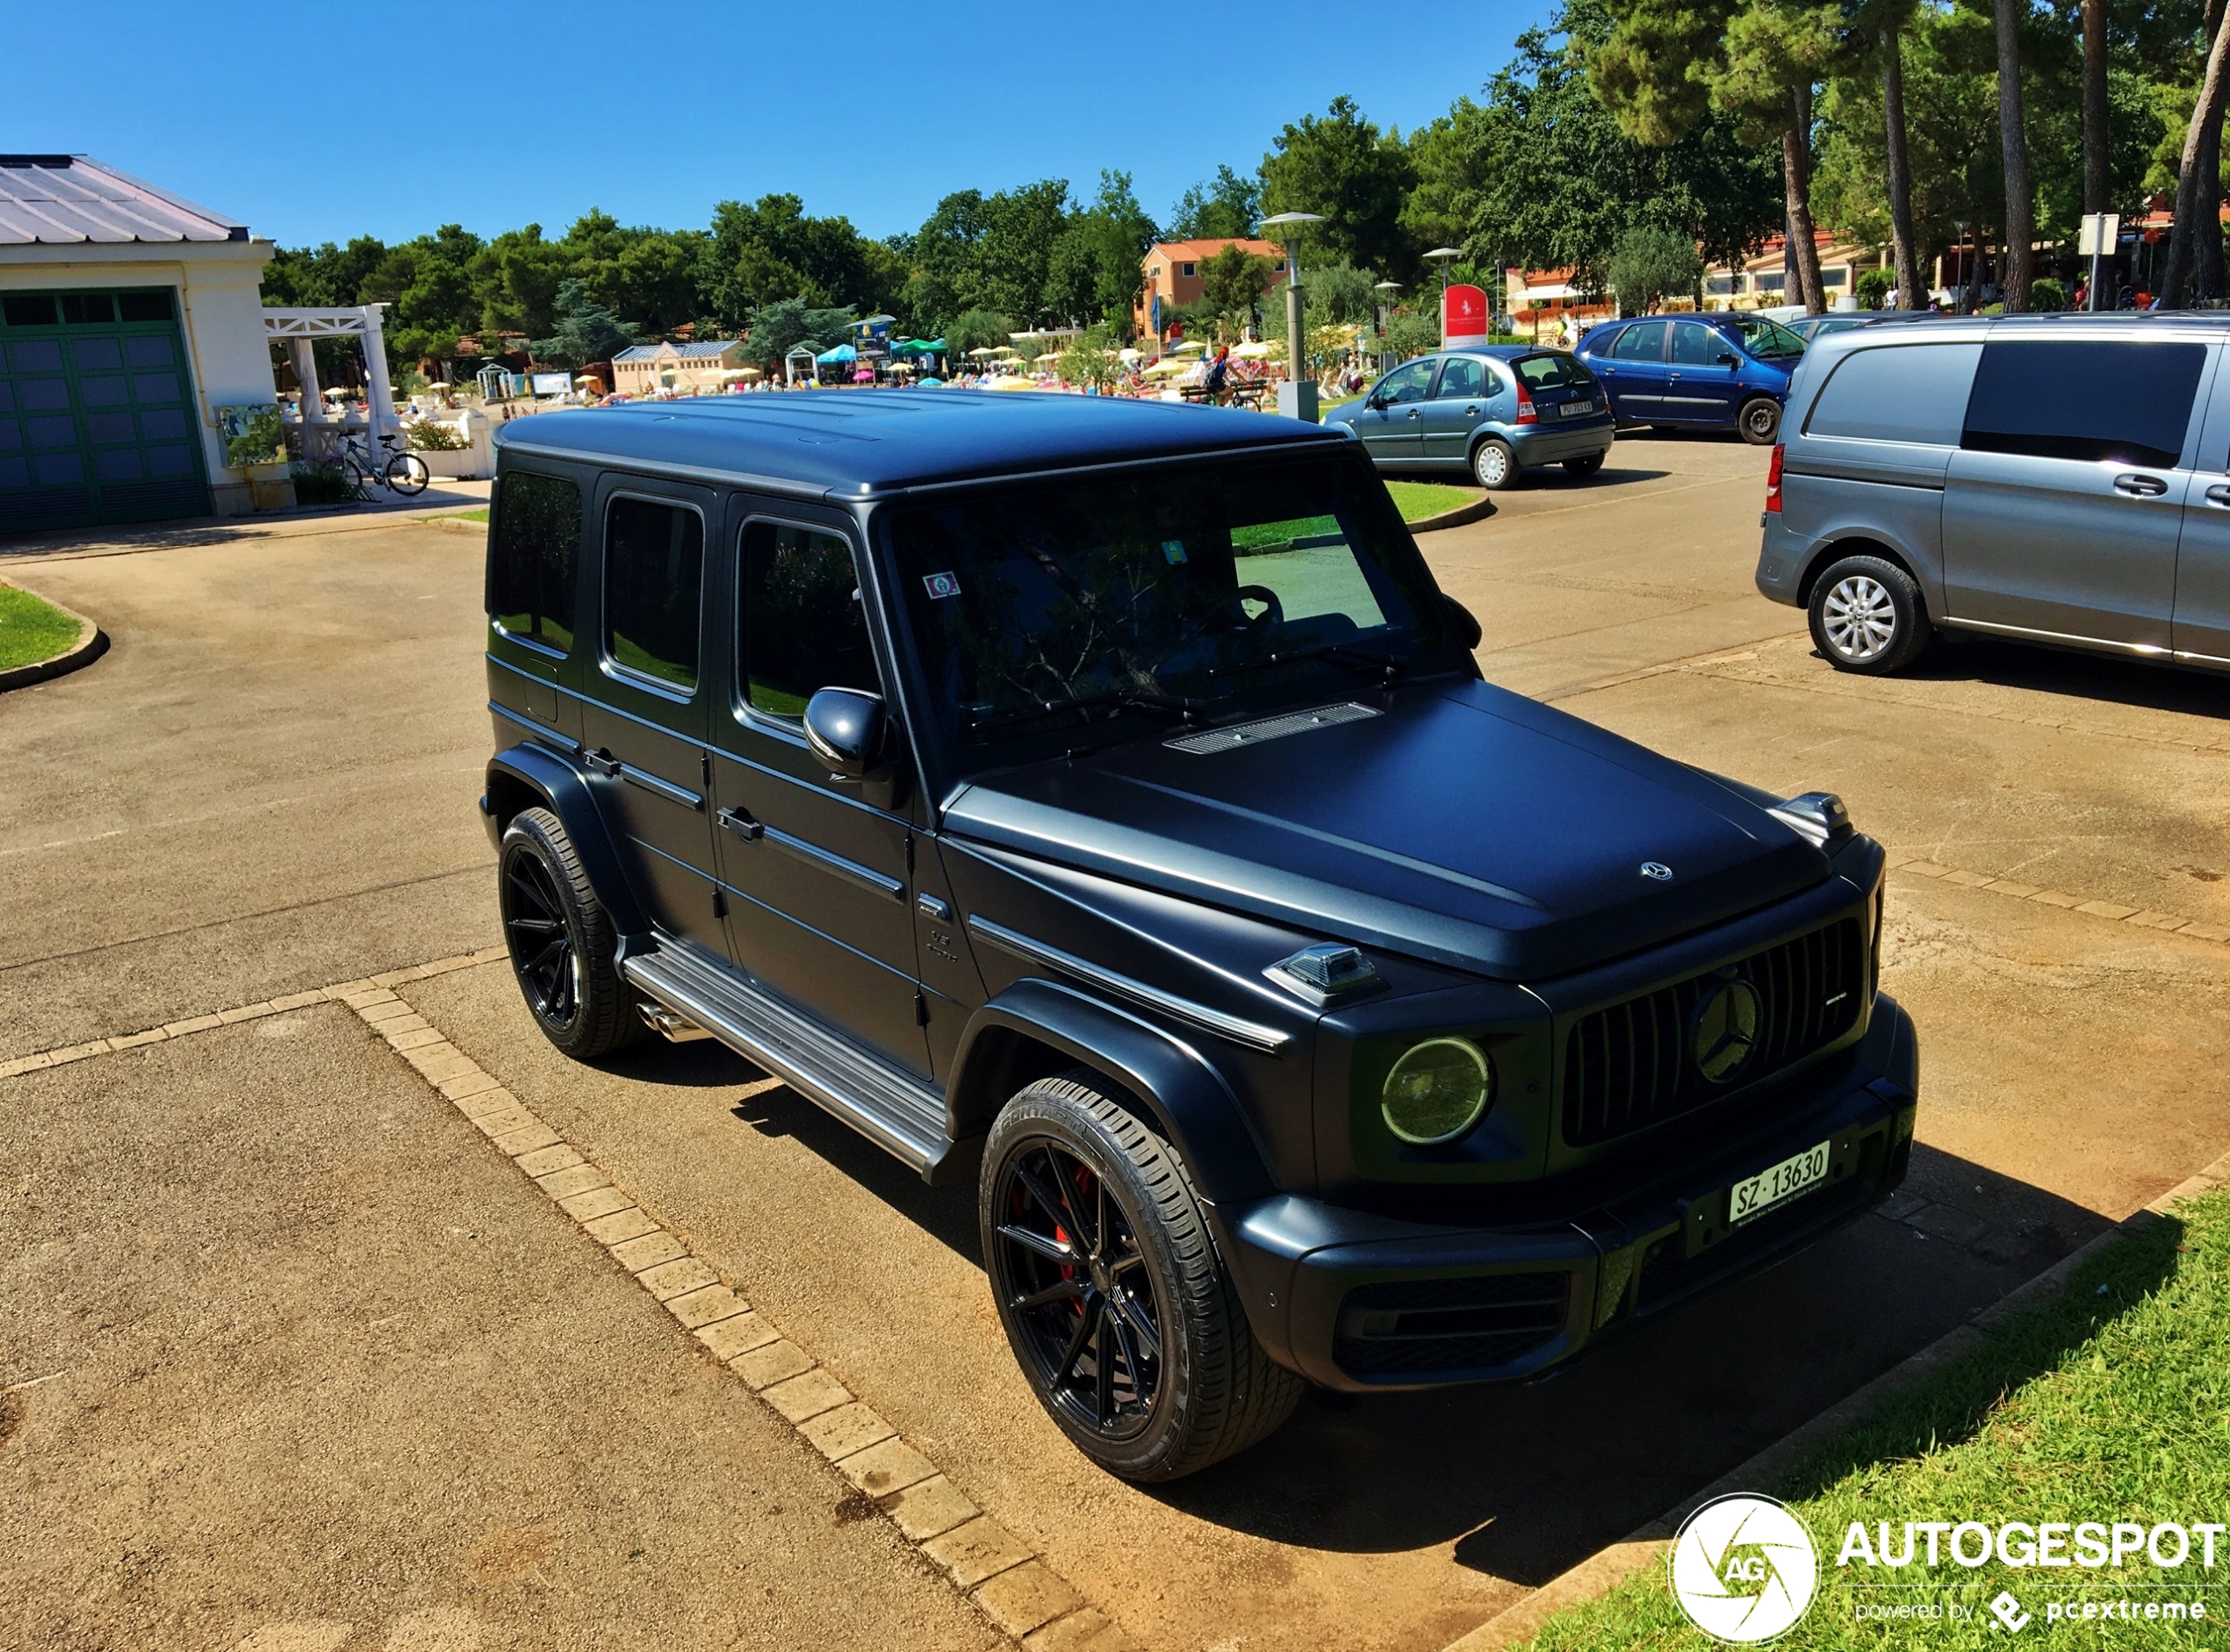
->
xmin=1324 ymin=347 xmax=1615 ymax=489
xmin=1576 ymin=312 xmax=1809 ymax=443
xmin=481 ymin=391 xmax=1918 ymax=1480
xmin=1757 ymin=312 xmax=2230 ymax=677
xmin=1784 ymin=313 xmax=1879 ymax=345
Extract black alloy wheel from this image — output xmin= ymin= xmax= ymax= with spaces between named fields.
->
xmin=991 ymin=1138 xmax=1163 ymax=1442
xmin=981 ymin=1074 xmax=1302 ymax=1480
xmin=498 ymin=806 xmax=642 ymax=1059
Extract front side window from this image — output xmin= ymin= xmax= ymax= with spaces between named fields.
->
xmin=1435 ymin=356 xmax=1485 ymax=398
xmin=1728 ymin=316 xmax=1807 ymax=359
xmin=1964 ymin=340 xmax=2205 ymax=469
xmin=1610 ymin=322 xmax=1665 ymax=362
xmin=888 ymin=457 xmax=1453 ymax=750
xmin=741 ymin=521 xmax=879 ymax=719
xmin=602 ymin=494 xmax=702 ymax=691
xmin=1378 ymin=359 xmax=1437 ymax=403
xmin=488 ymin=470 xmax=580 ymax=652
xmin=1671 ymin=322 xmax=1725 ymax=366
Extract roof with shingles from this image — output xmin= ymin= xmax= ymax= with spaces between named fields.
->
xmin=0 ymin=154 xmax=248 ymax=245
xmin=613 ymin=341 xmax=742 ymax=361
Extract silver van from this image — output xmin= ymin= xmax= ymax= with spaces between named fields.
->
xmin=1754 ymin=314 xmax=2230 ymax=676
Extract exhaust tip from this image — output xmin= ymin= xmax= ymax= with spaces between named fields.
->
xmin=638 ymin=1002 xmax=712 ymax=1043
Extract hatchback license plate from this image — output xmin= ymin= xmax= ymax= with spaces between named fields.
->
xmin=1558 ymin=399 xmax=1592 ymax=418
xmin=1729 ymin=1139 xmax=1831 ymax=1225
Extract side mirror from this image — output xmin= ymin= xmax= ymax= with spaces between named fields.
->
xmin=1442 ymin=593 xmax=1483 ymax=650
xmin=1366 ymin=391 xmax=1388 ymax=410
xmin=1716 ymin=351 xmax=1739 ymax=366
xmin=802 ymin=687 xmax=888 ymax=782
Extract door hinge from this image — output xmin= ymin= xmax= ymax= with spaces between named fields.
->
xmin=913 ymin=988 xmax=930 ymax=1027
xmin=904 ymin=833 xmax=916 ymax=873
xmin=712 ymin=887 xmax=727 ymax=919
xmin=701 ymin=751 xmax=713 ymax=792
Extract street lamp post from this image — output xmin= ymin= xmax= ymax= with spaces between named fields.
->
xmin=1423 ymin=247 xmax=1461 ymax=340
xmin=1373 ymin=280 xmax=1401 ymax=376
xmin=1261 ymin=211 xmax=1326 ymax=422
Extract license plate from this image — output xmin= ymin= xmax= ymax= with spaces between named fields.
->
xmin=1728 ymin=1139 xmax=1831 ymax=1225
xmin=1558 ymin=399 xmax=1592 ymax=418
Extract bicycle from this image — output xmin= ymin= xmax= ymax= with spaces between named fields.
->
xmin=326 ymin=429 xmax=431 ymax=499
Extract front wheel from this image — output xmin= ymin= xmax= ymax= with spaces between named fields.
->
xmin=1737 ymin=397 xmax=1782 ymax=445
xmin=385 ymin=451 xmax=431 ymax=495
xmin=981 ymin=1073 xmax=1302 ymax=1481
xmin=1808 ymin=554 xmax=1931 ymax=675
xmin=1471 ymin=437 xmax=1518 ymax=490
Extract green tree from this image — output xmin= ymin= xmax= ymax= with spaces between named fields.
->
xmin=530 ymin=280 xmax=637 ymax=367
xmin=1196 ymin=243 xmax=1275 ymax=326
xmin=1044 ymin=171 xmax=1160 ymax=331
xmin=1259 ymin=97 xmax=1421 ymax=281
xmin=1167 ymin=166 xmax=1261 ymax=238
xmin=742 ymin=298 xmax=858 ymax=369
xmin=945 ymin=307 xmax=1018 ymax=359
xmin=1608 ymin=224 xmax=1705 ymax=308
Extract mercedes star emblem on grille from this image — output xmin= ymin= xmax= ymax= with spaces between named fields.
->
xmin=1692 ymin=978 xmax=1762 ymax=1082
xmin=1640 ymin=861 xmax=1673 ymax=881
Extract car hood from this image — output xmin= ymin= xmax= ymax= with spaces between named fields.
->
xmin=941 ymin=679 xmax=1830 ymax=980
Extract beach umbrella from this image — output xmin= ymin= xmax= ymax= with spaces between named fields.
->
xmin=1230 ymin=341 xmax=1276 ymax=360
xmin=815 ymin=342 xmax=859 ymax=364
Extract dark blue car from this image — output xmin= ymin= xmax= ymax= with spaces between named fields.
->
xmin=1575 ymin=313 xmax=1809 ymax=444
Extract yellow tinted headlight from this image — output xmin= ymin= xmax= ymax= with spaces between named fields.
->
xmin=1381 ymin=1038 xmax=1493 ymax=1145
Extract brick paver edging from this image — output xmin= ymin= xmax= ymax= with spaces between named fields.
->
xmin=1886 ymin=848 xmax=2230 ymax=944
xmin=0 ymin=954 xmax=1136 ymax=1650
xmin=1436 ymin=1143 xmax=2230 ymax=1652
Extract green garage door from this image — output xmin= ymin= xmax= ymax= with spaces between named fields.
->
xmin=0 ymin=287 xmax=210 ymax=535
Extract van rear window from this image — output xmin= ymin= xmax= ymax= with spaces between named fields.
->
xmin=1804 ymin=344 xmax=1982 ymax=446
xmin=487 ymin=470 xmax=580 ymax=653
xmin=1963 ymin=340 xmax=2205 ymax=468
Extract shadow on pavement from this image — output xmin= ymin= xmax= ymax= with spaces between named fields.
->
xmin=1904 ymin=631 xmax=2230 ymax=722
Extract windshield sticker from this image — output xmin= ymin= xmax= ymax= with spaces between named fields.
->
xmin=1161 ymin=540 xmax=1188 ymax=565
xmin=922 ymin=571 xmax=963 ymax=600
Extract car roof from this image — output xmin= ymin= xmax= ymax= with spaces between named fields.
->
xmin=493 ymin=389 xmax=1352 ymax=499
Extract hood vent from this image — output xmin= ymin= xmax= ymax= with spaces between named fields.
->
xmin=1165 ymin=700 xmax=1380 ymax=755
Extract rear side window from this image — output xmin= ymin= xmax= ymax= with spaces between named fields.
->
xmin=603 ymin=494 xmax=703 ymax=691
xmin=1963 ymin=340 xmax=2205 ymax=468
xmin=1805 ymin=344 xmax=1982 ymax=446
xmin=1435 ymin=357 xmax=1484 ymax=398
xmin=1610 ymin=323 xmax=1665 ymax=362
xmin=740 ymin=521 xmax=877 ymax=719
xmin=487 ymin=470 xmax=580 ymax=652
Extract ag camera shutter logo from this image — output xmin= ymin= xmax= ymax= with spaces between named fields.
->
xmin=1669 ymin=1493 xmax=1820 ymax=1643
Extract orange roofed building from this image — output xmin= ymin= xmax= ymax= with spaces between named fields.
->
xmin=1135 ymin=239 xmax=1288 ymax=343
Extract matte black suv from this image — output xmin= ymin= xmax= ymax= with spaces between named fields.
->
xmin=480 ymin=391 xmax=1919 ymax=1481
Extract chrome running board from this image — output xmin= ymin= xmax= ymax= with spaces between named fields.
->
xmin=622 ymin=938 xmax=952 ymax=1177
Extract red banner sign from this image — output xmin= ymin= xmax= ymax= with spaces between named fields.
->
xmin=1443 ymin=283 xmax=1489 ymax=341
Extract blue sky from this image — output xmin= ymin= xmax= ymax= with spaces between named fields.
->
xmin=11 ymin=0 xmax=1562 ymax=248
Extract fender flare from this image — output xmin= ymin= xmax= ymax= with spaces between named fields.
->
xmin=948 ymin=978 xmax=1278 ymax=1210
xmin=483 ymin=742 xmax=650 ymax=937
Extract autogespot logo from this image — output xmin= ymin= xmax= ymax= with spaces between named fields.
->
xmin=1669 ymin=1494 xmax=1821 ymax=1643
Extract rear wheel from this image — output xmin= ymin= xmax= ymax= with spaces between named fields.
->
xmin=1563 ymin=452 xmax=1605 ymax=480
xmin=1471 ymin=437 xmax=1518 ymax=490
xmin=1737 ymin=397 xmax=1782 ymax=445
xmin=385 ymin=451 xmax=431 ymax=495
xmin=1808 ymin=554 xmax=1931 ymax=675
xmin=982 ymin=1073 xmax=1302 ymax=1481
xmin=499 ymin=807 xmax=642 ymax=1059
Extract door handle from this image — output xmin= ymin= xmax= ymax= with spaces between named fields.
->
xmin=583 ymin=749 xmax=621 ymax=779
xmin=2113 ymin=473 xmax=2169 ymax=497
xmin=1464 ymin=404 xmax=1479 ymax=415
xmin=2206 ymin=484 xmax=2230 ymax=507
xmin=716 ymin=806 xmax=762 ymax=842
xmin=1405 ymin=408 xmax=1420 ymax=420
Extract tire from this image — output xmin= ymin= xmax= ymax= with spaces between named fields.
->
xmin=1808 ymin=554 xmax=1931 ymax=675
xmin=1471 ymin=437 xmax=1518 ymax=490
xmin=385 ymin=452 xmax=431 ymax=495
xmin=498 ymin=806 xmax=643 ymax=1059
xmin=1562 ymin=452 xmax=1605 ymax=480
xmin=1737 ymin=397 xmax=1782 ymax=445
xmin=981 ymin=1072 xmax=1303 ymax=1481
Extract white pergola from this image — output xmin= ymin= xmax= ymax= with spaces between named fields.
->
xmin=262 ymin=304 xmax=400 ymax=447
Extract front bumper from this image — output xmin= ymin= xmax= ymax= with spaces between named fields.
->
xmin=1219 ymin=994 xmax=1918 ymax=1391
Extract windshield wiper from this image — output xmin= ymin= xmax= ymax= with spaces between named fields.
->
xmin=1211 ymin=641 xmax=1409 ymax=687
xmin=965 ymin=687 xmax=1204 ymax=736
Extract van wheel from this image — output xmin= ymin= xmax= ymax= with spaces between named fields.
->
xmin=982 ymin=1072 xmax=1303 ymax=1481
xmin=1809 ymin=555 xmax=1930 ymax=675
xmin=1471 ymin=438 xmax=1518 ymax=490
xmin=1738 ymin=398 xmax=1782 ymax=445
xmin=499 ymin=807 xmax=643 ymax=1059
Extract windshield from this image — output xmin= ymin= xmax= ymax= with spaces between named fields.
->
xmin=1728 ymin=317 xmax=1808 ymax=359
xmin=1513 ymin=352 xmax=1595 ymax=389
xmin=886 ymin=457 xmax=1454 ymax=748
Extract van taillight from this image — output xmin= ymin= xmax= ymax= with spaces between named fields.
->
xmin=1514 ymin=381 xmax=1539 ymax=425
xmin=1765 ymin=443 xmax=1785 ymax=513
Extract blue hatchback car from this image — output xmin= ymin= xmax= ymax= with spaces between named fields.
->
xmin=1323 ymin=346 xmax=1615 ymax=490
xmin=1574 ymin=313 xmax=1809 ymax=445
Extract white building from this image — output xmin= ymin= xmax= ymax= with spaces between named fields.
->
xmin=0 ymin=154 xmax=279 ymax=533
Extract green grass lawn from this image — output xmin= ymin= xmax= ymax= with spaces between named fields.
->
xmin=435 ymin=507 xmax=488 ymax=523
xmin=1385 ymin=479 xmax=1482 ymax=522
xmin=1518 ymin=1184 xmax=2230 ymax=1650
xmin=0 ymin=584 xmax=83 ymax=673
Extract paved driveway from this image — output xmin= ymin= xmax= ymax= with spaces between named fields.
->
xmin=7 ymin=441 xmax=2230 ymax=1649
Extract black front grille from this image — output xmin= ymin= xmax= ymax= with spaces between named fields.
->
xmin=1334 ymin=1272 xmax=1569 ymax=1376
xmin=1561 ymin=918 xmax=1864 ymax=1146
